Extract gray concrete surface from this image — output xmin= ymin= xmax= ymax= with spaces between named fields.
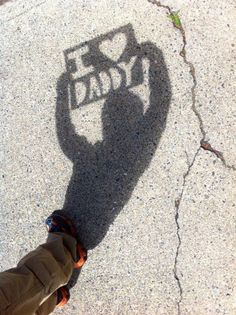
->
xmin=0 ymin=0 xmax=235 ymax=314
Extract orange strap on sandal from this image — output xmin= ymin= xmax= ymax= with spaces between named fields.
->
xmin=74 ymin=243 xmax=87 ymax=269
xmin=57 ymin=287 xmax=70 ymax=307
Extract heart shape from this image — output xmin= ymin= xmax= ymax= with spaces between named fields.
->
xmin=99 ymin=33 xmax=127 ymax=62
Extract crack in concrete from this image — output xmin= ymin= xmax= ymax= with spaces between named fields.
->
xmin=148 ymin=0 xmax=235 ymax=172
xmin=6 ymin=0 xmax=46 ymax=22
xmin=0 ymin=0 xmax=11 ymax=6
xmin=147 ymin=1 xmax=235 ymax=314
xmin=148 ymin=0 xmax=235 ymax=313
xmin=147 ymin=2 xmax=203 ymax=313
xmin=174 ymin=146 xmax=201 ymax=314
xmin=200 ymin=140 xmax=235 ymax=170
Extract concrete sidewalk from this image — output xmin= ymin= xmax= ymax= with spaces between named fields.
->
xmin=0 ymin=0 xmax=235 ymax=314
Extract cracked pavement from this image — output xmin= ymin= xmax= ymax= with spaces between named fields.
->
xmin=0 ymin=0 xmax=236 ymax=314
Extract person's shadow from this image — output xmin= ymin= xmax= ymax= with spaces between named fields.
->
xmin=56 ymin=41 xmax=171 ymax=252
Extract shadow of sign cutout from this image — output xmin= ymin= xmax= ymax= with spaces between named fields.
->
xmin=64 ymin=24 xmax=148 ymax=108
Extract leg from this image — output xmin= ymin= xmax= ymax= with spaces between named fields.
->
xmin=35 ymin=291 xmax=57 ymax=315
xmin=0 ymin=232 xmax=77 ymax=315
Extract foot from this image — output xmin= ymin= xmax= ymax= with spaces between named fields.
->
xmin=56 ymin=286 xmax=70 ymax=307
xmin=46 ymin=210 xmax=87 ymax=269
xmin=45 ymin=210 xmax=77 ymax=238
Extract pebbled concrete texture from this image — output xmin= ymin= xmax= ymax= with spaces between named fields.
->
xmin=178 ymin=151 xmax=236 ymax=315
xmin=0 ymin=1 xmax=235 ymax=315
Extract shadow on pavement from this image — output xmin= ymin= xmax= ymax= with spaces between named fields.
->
xmin=55 ymin=24 xmax=171 ymax=286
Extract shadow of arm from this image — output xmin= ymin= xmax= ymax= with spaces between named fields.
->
xmin=56 ymin=73 xmax=90 ymax=162
xmin=137 ymin=43 xmax=171 ymax=150
xmin=142 ymin=42 xmax=171 ymax=136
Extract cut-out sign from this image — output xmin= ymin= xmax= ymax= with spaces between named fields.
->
xmin=64 ymin=24 xmax=145 ymax=109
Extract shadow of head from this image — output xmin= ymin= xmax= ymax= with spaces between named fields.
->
xmin=56 ymin=25 xmax=171 ymax=250
xmin=102 ymin=88 xmax=144 ymax=142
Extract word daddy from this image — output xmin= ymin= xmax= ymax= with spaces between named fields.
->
xmin=66 ymin=44 xmax=147 ymax=108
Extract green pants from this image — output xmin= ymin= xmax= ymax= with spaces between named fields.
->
xmin=0 ymin=232 xmax=77 ymax=315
